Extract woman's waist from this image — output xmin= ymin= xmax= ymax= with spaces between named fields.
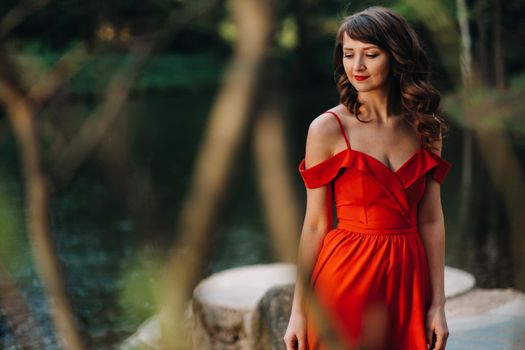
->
xmin=336 ymin=219 xmax=418 ymax=235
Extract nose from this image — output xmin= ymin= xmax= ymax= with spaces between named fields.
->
xmin=353 ymin=55 xmax=366 ymax=71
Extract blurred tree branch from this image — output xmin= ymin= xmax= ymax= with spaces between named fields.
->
xmin=0 ymin=1 xmax=219 ymax=348
xmin=159 ymin=0 xmax=275 ymax=347
xmin=27 ymin=43 xmax=89 ymax=105
xmin=51 ymin=0 xmax=219 ymax=186
xmin=451 ymin=0 xmax=523 ymax=289
xmin=0 ymin=0 xmax=49 ymax=39
xmin=253 ymin=100 xmax=300 ymax=263
xmin=473 ymin=123 xmax=525 ymax=288
xmin=454 ymin=0 xmax=477 ymax=272
xmin=51 ymin=41 xmax=152 ymax=185
xmin=491 ymin=0 xmax=507 ymax=89
xmin=0 ymin=54 xmax=86 ymax=349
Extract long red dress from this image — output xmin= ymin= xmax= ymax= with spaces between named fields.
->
xmin=297 ymin=110 xmax=452 ymax=350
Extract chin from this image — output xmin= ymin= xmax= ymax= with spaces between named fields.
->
xmin=352 ymin=81 xmax=388 ymax=92
xmin=352 ymin=85 xmax=376 ymax=93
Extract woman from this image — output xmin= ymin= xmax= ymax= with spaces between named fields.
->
xmin=284 ymin=6 xmax=451 ymax=350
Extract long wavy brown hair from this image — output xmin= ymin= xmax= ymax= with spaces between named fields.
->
xmin=333 ymin=6 xmax=449 ymax=151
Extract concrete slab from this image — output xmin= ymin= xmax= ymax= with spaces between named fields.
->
xmin=192 ymin=264 xmax=475 ymax=308
xmin=447 ymin=317 xmax=525 ymax=350
xmin=447 ymin=289 xmax=525 ymax=350
xmin=193 ymin=263 xmax=296 ymax=309
xmin=445 ymin=265 xmax=476 ymax=298
xmin=120 ymin=263 xmax=480 ymax=349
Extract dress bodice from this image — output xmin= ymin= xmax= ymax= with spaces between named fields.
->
xmin=298 ymin=111 xmax=452 ymax=231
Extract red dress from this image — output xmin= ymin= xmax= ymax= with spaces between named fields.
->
xmin=298 ymin=110 xmax=452 ymax=350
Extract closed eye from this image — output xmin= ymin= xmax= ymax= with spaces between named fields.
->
xmin=344 ymin=54 xmax=379 ymax=58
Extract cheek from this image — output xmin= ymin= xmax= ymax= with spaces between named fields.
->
xmin=366 ymin=59 xmax=389 ymax=77
xmin=342 ymin=63 xmax=354 ymax=79
xmin=342 ymin=60 xmax=351 ymax=72
xmin=377 ymin=58 xmax=391 ymax=75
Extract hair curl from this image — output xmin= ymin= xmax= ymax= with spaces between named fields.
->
xmin=333 ymin=6 xmax=449 ymax=150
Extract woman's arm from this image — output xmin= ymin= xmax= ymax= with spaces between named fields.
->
xmin=417 ymin=136 xmax=449 ymax=350
xmin=291 ymin=200 xmax=332 ymax=314
xmin=418 ymin=136 xmax=447 ymax=306
xmin=291 ymin=116 xmax=337 ymax=314
xmin=284 ymin=114 xmax=339 ymax=350
xmin=418 ymin=185 xmax=446 ymax=307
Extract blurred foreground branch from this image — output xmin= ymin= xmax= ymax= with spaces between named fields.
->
xmin=474 ymin=125 xmax=525 ymax=288
xmin=0 ymin=59 xmax=86 ymax=349
xmin=52 ymin=0 xmax=219 ymax=187
xmin=455 ymin=0 xmax=477 ymax=269
xmin=159 ymin=0 xmax=274 ymax=347
xmin=253 ymin=101 xmax=300 ymax=262
xmin=51 ymin=41 xmax=152 ymax=185
xmin=0 ymin=0 xmax=49 ymax=39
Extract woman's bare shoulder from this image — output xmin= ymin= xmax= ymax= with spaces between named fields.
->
xmin=303 ymin=110 xmax=343 ymax=167
xmin=309 ymin=104 xmax=353 ymax=134
xmin=308 ymin=111 xmax=340 ymax=137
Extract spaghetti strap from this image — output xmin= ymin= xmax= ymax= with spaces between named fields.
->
xmin=324 ymin=110 xmax=351 ymax=150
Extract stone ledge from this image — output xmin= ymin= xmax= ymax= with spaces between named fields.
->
xmin=446 ymin=287 xmax=525 ymax=318
xmin=121 ymin=262 xmax=478 ymax=349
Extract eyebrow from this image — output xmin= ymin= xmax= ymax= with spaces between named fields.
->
xmin=343 ymin=46 xmax=379 ymax=50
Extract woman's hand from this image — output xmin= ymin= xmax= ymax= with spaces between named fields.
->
xmin=283 ymin=310 xmax=307 ymax=350
xmin=426 ymin=304 xmax=449 ymax=350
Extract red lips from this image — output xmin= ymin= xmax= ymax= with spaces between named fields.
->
xmin=354 ymin=75 xmax=369 ymax=81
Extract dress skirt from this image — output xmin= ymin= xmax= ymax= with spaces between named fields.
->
xmin=305 ymin=223 xmax=431 ymax=350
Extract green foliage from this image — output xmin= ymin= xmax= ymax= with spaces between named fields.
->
xmin=443 ymin=71 xmax=525 ymax=133
xmin=10 ymin=45 xmax=227 ymax=93
xmin=0 ymin=180 xmax=26 ymax=269
xmin=116 ymin=249 xmax=165 ymax=328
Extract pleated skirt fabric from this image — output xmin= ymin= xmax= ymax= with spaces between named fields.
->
xmin=305 ymin=225 xmax=431 ymax=350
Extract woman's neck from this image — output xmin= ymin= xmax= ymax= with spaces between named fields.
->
xmin=357 ymin=83 xmax=401 ymax=125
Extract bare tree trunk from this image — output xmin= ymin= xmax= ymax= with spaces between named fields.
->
xmin=291 ymin=0 xmax=312 ymax=86
xmin=0 ymin=75 xmax=86 ymax=349
xmin=472 ymin=126 xmax=525 ymax=290
xmin=253 ymin=99 xmax=301 ymax=263
xmin=455 ymin=0 xmax=476 ymax=268
xmin=492 ymin=0 xmax=507 ymax=90
xmin=159 ymin=0 xmax=275 ymax=348
xmin=0 ymin=3 xmax=220 ymax=349
xmin=474 ymin=0 xmax=491 ymax=86
xmin=456 ymin=0 xmax=472 ymax=86
xmin=0 ymin=0 xmax=50 ymax=39
xmin=460 ymin=0 xmax=522 ymax=290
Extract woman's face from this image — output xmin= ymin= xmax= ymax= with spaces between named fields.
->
xmin=341 ymin=32 xmax=391 ymax=93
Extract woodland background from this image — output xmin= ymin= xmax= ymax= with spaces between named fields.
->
xmin=0 ymin=0 xmax=524 ymax=348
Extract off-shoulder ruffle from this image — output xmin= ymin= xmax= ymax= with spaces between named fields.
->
xmin=298 ymin=148 xmax=452 ymax=189
xmin=399 ymin=149 xmax=452 ymax=188
xmin=298 ymin=149 xmax=348 ymax=189
xmin=427 ymin=150 xmax=452 ymax=184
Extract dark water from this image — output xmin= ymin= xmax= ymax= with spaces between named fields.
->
xmin=0 ymin=93 xmax=522 ymax=349
xmin=0 ymin=92 xmax=274 ymax=349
